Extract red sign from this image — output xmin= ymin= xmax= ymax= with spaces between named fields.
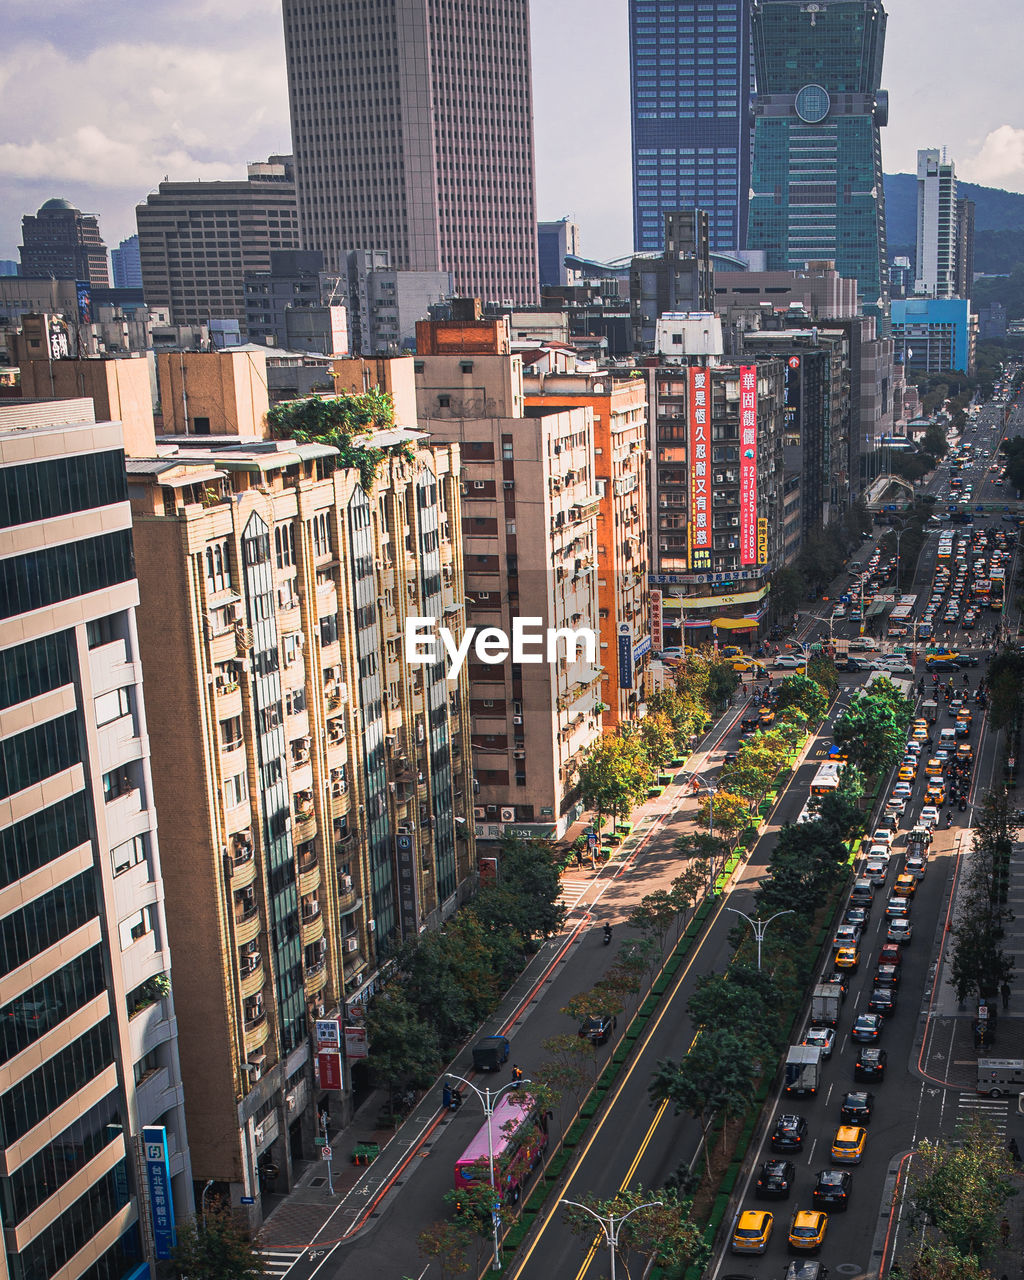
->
xmin=739 ymin=365 xmax=758 ymax=566
xmin=650 ymin=589 xmax=663 ymax=652
xmin=317 ymin=1050 xmax=344 ymax=1091
xmin=689 ymin=367 xmax=711 ymax=570
xmin=344 ymin=1025 xmax=368 ymax=1060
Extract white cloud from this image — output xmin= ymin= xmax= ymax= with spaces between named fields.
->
xmin=959 ymin=126 xmax=1024 ymax=191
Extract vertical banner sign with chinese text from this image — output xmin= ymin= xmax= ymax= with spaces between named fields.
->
xmin=757 ymin=517 xmax=769 ymax=566
xmin=649 ymin=589 xmax=663 ymax=652
xmin=143 ymin=1126 xmax=177 ymax=1259
xmin=739 ymin=365 xmax=758 ymax=565
xmin=688 ymin=367 xmax=712 ymax=572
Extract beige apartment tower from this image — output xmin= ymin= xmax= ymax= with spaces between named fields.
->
xmin=0 ymin=398 xmax=192 ymax=1280
xmin=126 ymin=412 xmax=474 ymax=1222
xmin=411 ymin=318 xmax=603 ymax=840
xmin=282 ymin=0 xmax=540 ymax=306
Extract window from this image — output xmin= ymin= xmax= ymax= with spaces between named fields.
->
xmin=0 ymin=450 xmax=126 ymax=530
xmin=0 ymin=945 xmax=106 ymax=1070
xmin=0 ymin=1020 xmax=114 ymax=1147
xmin=118 ymin=906 xmax=154 ymax=950
xmin=320 ymin=615 xmax=338 ymax=646
xmin=224 ymin=772 xmax=248 ymax=808
xmin=0 ymin=871 xmax=97 ymax=975
xmin=0 ymin=530 xmax=134 ymax=622
xmin=85 ymin=615 xmax=120 ymax=650
xmin=219 ymin=716 xmax=243 ymax=749
xmin=0 ymin=793 xmax=90 ymax=889
xmin=111 ymin=833 xmax=148 ymax=877
xmin=0 ymin=632 xmax=74 ymax=710
xmin=204 ymin=539 xmax=232 ymax=594
xmin=0 ymin=713 xmax=80 ymax=801
xmin=94 ymin=686 xmax=131 ymax=727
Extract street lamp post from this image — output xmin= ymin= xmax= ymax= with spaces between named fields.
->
xmin=725 ymin=908 xmax=796 ymax=970
xmin=687 ymin=773 xmax=720 ymax=893
xmin=560 ymin=1198 xmax=663 ymax=1280
xmin=446 ymin=1073 xmax=530 ymax=1271
xmin=201 ymin=1178 xmax=214 ymax=1229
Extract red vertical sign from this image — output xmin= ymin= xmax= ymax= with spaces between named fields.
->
xmin=688 ymin=367 xmax=711 ymax=571
xmin=739 ymin=365 xmax=758 ymax=566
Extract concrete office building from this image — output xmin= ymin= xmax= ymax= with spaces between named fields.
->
xmin=136 ymin=157 xmax=299 ymax=334
xmin=749 ymin=0 xmax=890 ymax=319
xmin=336 ymin=251 xmax=452 ymax=357
xmin=413 ymin=315 xmax=602 ymax=840
xmin=244 ymin=250 xmax=348 ymax=356
xmin=628 ymin=0 xmax=752 ymax=253
xmin=522 ymin=366 xmax=650 ymax=728
xmin=630 ymin=210 xmax=714 ymax=350
xmin=0 ymin=397 xmax=192 ymax=1280
xmin=111 ymin=236 xmax=143 ymax=291
xmin=19 ymin=198 xmax=110 ymax=288
xmin=955 ymin=197 xmax=975 ymax=301
xmin=282 ymin=0 xmax=539 ymax=306
xmin=125 ymin=386 xmax=474 ymax=1222
xmin=642 ymin=354 xmax=785 ymax=646
xmin=714 ymin=260 xmax=859 ymax=323
xmin=538 ymin=220 xmax=582 ymax=288
xmin=915 ymin=149 xmax=957 ymax=298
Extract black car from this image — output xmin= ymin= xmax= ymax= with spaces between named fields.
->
xmin=825 ymin=970 xmax=850 ymax=998
xmin=755 ymin=1158 xmax=796 ymax=1199
xmin=837 ymin=657 xmax=867 ymax=672
xmin=840 ymin=1090 xmax=875 ymax=1125
xmin=873 ymin=962 xmax=901 ymax=988
xmin=723 ymin=751 xmax=738 ymax=764
xmin=812 ymin=1168 xmax=852 ymax=1212
xmin=956 ymin=653 xmax=980 ymax=667
xmin=578 ymin=1013 xmax=616 ymax=1045
xmin=852 ymin=1012 xmax=884 ymax=1041
xmin=927 ymin=659 xmax=961 ymax=672
xmin=770 ymin=1113 xmax=809 ymax=1152
xmin=855 ymin=1046 xmax=887 ymax=1081
xmin=868 ymin=987 xmax=898 ymax=1017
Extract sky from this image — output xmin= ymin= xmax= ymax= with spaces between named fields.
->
xmin=1 ymin=0 xmax=1022 ymax=266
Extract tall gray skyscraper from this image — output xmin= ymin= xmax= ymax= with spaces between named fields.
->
xmin=281 ymin=0 xmax=539 ymax=306
xmin=748 ymin=0 xmax=890 ymax=319
xmin=628 ymin=0 xmax=752 ymax=254
xmin=915 ymin=149 xmax=957 ymax=297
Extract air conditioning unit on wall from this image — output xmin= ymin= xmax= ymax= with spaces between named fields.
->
xmin=500 ymin=807 xmax=515 ymax=821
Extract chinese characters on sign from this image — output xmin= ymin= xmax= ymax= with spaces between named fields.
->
xmin=649 ymin=589 xmax=663 ymax=651
xmin=739 ymin=365 xmax=758 ymax=566
xmin=688 ymin=367 xmax=712 ymax=572
xmin=617 ymin=622 xmax=634 ymax=689
xmin=757 ymin=517 xmax=769 ymax=566
xmin=143 ymin=1126 xmax=177 ymax=1259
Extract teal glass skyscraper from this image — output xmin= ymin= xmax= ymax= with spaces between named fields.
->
xmin=748 ymin=0 xmax=890 ymax=318
xmin=629 ymin=0 xmax=752 ymax=254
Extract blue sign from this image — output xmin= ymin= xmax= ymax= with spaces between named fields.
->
xmin=240 ymin=1196 xmax=256 ymax=1205
xmin=633 ymin=634 xmax=652 ymax=661
xmin=840 ymin=595 xmax=850 ymax=604
xmin=617 ymin=624 xmax=634 ymax=689
xmin=143 ymin=1126 xmax=176 ymax=1259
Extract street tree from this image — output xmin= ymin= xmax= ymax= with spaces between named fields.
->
xmin=365 ymin=987 xmax=443 ymax=1100
xmin=628 ymin=890 xmax=678 ymax=950
xmin=808 ymin=653 xmax=839 ymax=695
xmin=687 ymin=972 xmax=774 ymax=1056
xmin=832 ymin=692 xmax=906 ymax=775
xmin=537 ymin=1032 xmax=595 ymax=1118
xmin=696 ymin=790 xmax=748 ymax=843
xmin=670 ymin=858 xmax=715 ymax=925
xmin=903 ymin=1243 xmax=994 ymax=1280
xmin=650 ymin=1029 xmax=757 ymax=1173
xmin=646 ymin=687 xmax=705 ymax=754
xmin=774 ymin=674 xmax=828 ymax=722
xmin=473 ymin=836 xmax=566 ymax=945
xmin=560 ymin=1186 xmax=710 ymax=1279
xmin=579 ymin=734 xmax=652 ymax=833
xmin=949 ymin=791 xmax=1017 ymax=1002
xmin=171 ymin=1203 xmax=265 ymax=1280
xmin=417 ymin=1219 xmax=472 ymax=1280
xmin=909 ymin=1116 xmax=1017 ymax=1255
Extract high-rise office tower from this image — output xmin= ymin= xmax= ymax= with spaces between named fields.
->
xmin=0 ymin=397 xmax=192 ymax=1280
xmin=111 ymin=234 xmax=143 ymax=290
xmin=915 ymin=149 xmax=957 ymax=298
xmin=955 ymin=196 xmax=975 ymax=301
xmin=19 ymin=197 xmax=110 ymax=287
xmin=748 ymin=0 xmax=890 ymax=318
xmin=136 ymin=157 xmax=299 ymax=333
xmin=628 ymin=0 xmax=752 ymax=254
xmin=281 ymin=0 xmax=539 ymax=305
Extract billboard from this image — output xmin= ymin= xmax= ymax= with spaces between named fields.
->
xmin=143 ymin=1126 xmax=177 ymax=1259
xmin=617 ymin=622 xmax=634 ymax=689
xmin=688 ymin=367 xmax=712 ymax=572
xmin=739 ymin=366 xmax=758 ymax=566
xmin=344 ymin=1025 xmax=369 ymax=1059
xmin=317 ymin=1050 xmax=344 ymax=1091
xmin=650 ymin=590 xmax=663 ymax=652
xmin=757 ymin=517 xmax=769 ymax=566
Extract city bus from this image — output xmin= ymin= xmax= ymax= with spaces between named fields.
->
xmin=810 ymin=761 xmax=843 ymax=796
xmin=887 ymin=594 xmax=917 ymax=638
xmin=453 ymin=1091 xmax=549 ymax=1205
xmin=972 ymin=578 xmax=991 ymax=607
xmin=990 ymin=571 xmax=1005 ymax=611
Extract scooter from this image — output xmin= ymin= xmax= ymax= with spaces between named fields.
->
xmin=603 ymin=923 xmax=612 ymax=945
xmin=945 ymin=811 xmax=954 ymax=828
xmin=959 ymin=796 xmax=968 ymax=812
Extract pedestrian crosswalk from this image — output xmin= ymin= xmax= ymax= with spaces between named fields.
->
xmin=955 ymin=1092 xmax=1009 ymax=1139
xmin=559 ymin=879 xmax=591 ymax=915
xmin=258 ymin=1250 xmax=301 ymax=1278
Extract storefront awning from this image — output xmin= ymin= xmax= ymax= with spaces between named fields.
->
xmin=712 ymin=617 xmax=759 ymax=631
xmin=663 ymin=584 xmax=770 ymax=610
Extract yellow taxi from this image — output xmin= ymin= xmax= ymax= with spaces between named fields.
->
xmin=759 ymin=707 xmax=776 ymax=725
xmin=926 ymin=650 xmax=959 ymax=663
xmin=831 ymin=1126 xmax=867 ymax=1164
xmin=924 ymin=758 xmax=944 ymax=778
xmin=894 ymin=873 xmax=918 ymax=899
xmin=722 ymin=645 xmax=744 ymax=659
xmin=911 ymin=724 xmax=929 ymax=742
xmin=788 ymin=1210 xmax=828 ymax=1251
xmin=834 ymin=946 xmax=860 ymax=971
xmin=957 ymin=743 xmax=974 ymax=761
xmin=898 ymin=764 xmax=916 ymax=782
xmin=731 ymin=1210 xmax=774 ymax=1254
xmin=925 ymin=782 xmax=946 ymax=806
xmin=731 ymin=658 xmax=766 ymax=675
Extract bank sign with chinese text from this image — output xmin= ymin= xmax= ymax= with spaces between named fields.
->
xmin=688 ymin=367 xmax=711 ymax=572
xmin=740 ymin=366 xmax=757 ymax=566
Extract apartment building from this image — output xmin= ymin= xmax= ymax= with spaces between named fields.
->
xmin=136 ymin=157 xmax=299 ymax=333
xmin=126 ymin=410 xmax=473 ymax=1222
xmin=413 ymin=318 xmax=602 ymax=840
xmin=522 ymin=367 xmax=650 ymax=728
xmin=0 ymin=398 xmax=191 ymax=1280
xmin=642 ymin=350 xmax=785 ymax=648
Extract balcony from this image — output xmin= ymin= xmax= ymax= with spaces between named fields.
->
xmin=304 ymin=963 xmax=329 ymax=998
xmin=337 ymin=882 xmax=361 ymax=914
xmin=300 ymin=909 xmax=325 ymax=948
xmin=298 ymin=855 xmax=321 ymax=898
xmin=239 ymin=957 xmax=264 ymax=999
xmin=343 ymin=948 xmax=367 ymax=980
xmin=231 ymin=848 xmax=257 ymax=890
xmin=242 ymin=1011 xmax=270 ymax=1055
xmin=233 ymin=903 xmax=261 ymax=946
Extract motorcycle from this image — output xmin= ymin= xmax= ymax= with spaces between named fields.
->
xmin=945 ymin=811 xmax=954 ymax=828
xmin=602 ymin=923 xmax=612 ymax=946
xmin=958 ymin=796 xmax=968 ymax=812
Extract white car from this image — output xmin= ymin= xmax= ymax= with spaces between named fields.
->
xmin=865 ymin=859 xmax=889 ymax=886
xmin=871 ymin=828 xmax=894 ymax=847
xmin=866 ymin=844 xmax=891 ymax=862
xmin=920 ymin=805 xmax=941 ymax=828
xmin=773 ymin=655 xmax=805 ymax=669
xmin=873 ymin=659 xmax=914 ymax=676
xmin=892 ymin=783 xmax=913 ymax=800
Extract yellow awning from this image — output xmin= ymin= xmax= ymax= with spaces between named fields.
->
xmin=712 ymin=617 xmax=760 ymax=630
xmin=665 ymin=584 xmax=770 ymax=610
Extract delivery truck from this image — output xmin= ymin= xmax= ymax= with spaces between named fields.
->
xmin=810 ymin=983 xmax=842 ymax=1027
xmin=784 ymin=1044 xmax=822 ymax=1096
xmin=977 ymin=1058 xmax=1024 ymax=1096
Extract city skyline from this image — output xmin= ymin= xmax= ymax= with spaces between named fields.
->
xmin=0 ymin=0 xmax=1021 ymax=264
